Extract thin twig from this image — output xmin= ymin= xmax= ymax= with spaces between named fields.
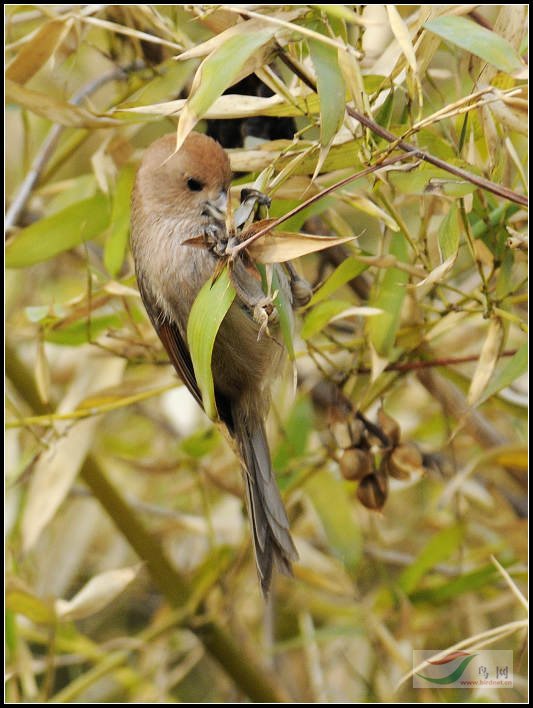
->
xmin=354 ymin=349 xmax=518 ymax=375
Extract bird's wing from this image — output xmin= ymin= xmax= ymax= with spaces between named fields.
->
xmin=137 ymin=278 xmax=235 ymax=428
xmin=137 ymin=279 xmax=203 ymax=408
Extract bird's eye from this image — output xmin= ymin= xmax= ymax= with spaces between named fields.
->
xmin=187 ymin=177 xmax=204 ymax=192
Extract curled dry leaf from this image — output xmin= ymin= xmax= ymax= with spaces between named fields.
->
xmin=467 ymin=317 xmax=505 ymax=406
xmin=55 ymin=565 xmax=141 ymax=621
xmin=247 ymin=229 xmax=356 ymax=264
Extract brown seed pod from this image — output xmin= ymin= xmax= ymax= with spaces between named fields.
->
xmin=356 ymin=470 xmax=389 ymax=511
xmin=330 ymin=421 xmax=354 ymax=450
xmin=339 ymin=448 xmax=373 ymax=481
xmin=348 ymin=418 xmax=366 ymax=447
xmin=377 ymin=407 xmax=401 ymax=447
xmin=388 ymin=443 xmax=424 ymax=480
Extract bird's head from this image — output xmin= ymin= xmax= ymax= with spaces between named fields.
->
xmin=135 ymin=132 xmax=232 ymax=227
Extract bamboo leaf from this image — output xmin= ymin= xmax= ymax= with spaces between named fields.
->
xmin=301 ymin=299 xmax=352 ymax=340
xmin=273 ymin=397 xmax=314 ymax=474
xmin=6 ymin=586 xmax=56 ymax=624
xmin=309 ymin=257 xmax=368 ymax=306
xmin=467 ymin=317 xmax=505 ymax=406
xmin=21 ymin=356 xmax=126 ymax=551
xmin=55 ymin=566 xmax=141 ymax=621
xmin=409 ymin=564 xmax=501 ymax=604
xmin=248 ymin=230 xmax=355 ymax=264
xmin=343 ymin=194 xmax=400 ymax=231
xmin=178 ymin=29 xmax=277 ymax=146
xmin=367 ymin=233 xmax=409 ymax=356
xmin=386 ymin=5 xmax=417 ymax=74
xmin=309 ymin=34 xmax=346 ymax=169
xmin=187 ymin=266 xmax=236 ymax=420
xmin=424 ymin=16 xmax=523 ymax=74
xmin=438 ymin=202 xmax=461 ymax=261
xmin=399 ymin=526 xmax=464 ymax=594
xmin=479 ymin=342 xmax=527 ymax=404
xmin=6 ymin=18 xmax=73 ymax=85
xmin=104 ymin=165 xmax=136 ymax=276
xmin=45 ymin=313 xmax=126 ymax=346
xmin=311 ymin=5 xmax=368 ymax=25
xmin=6 ymin=79 xmax=120 ymax=128
xmin=272 ymin=267 xmax=295 ymax=359
xmin=416 ymin=202 xmax=461 ymax=288
xmin=6 ymin=193 xmax=111 ymax=268
xmin=305 ymin=470 xmax=362 ymax=572
xmin=329 ymin=306 xmax=383 ymax=323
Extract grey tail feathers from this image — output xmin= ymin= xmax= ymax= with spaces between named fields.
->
xmin=233 ymin=409 xmax=298 ymax=595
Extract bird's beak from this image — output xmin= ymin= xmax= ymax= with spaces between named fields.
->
xmin=203 ymin=190 xmax=227 ymax=222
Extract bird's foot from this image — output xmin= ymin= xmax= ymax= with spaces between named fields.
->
xmin=252 ymin=295 xmax=279 ymax=341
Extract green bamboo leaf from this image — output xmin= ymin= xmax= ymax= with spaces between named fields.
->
xmin=438 ymin=202 xmax=460 ymax=261
xmin=309 ymin=35 xmax=346 ymax=161
xmin=399 ymin=525 xmax=464 ymax=594
xmin=305 ymin=470 xmax=362 ymax=571
xmin=309 ymin=258 xmax=368 ymax=306
xmin=273 ymin=396 xmax=314 ymax=474
xmin=6 ymin=587 xmax=56 ymax=624
xmin=409 ymin=564 xmax=502 ymax=604
xmin=6 ymin=193 xmax=111 ymax=268
xmin=268 ymin=196 xmax=335 ymax=232
xmin=301 ymin=299 xmax=352 ymax=340
xmin=104 ymin=165 xmax=136 ymax=276
xmin=180 ymin=428 xmax=220 ymax=459
xmin=187 ymin=266 xmax=236 ymax=420
xmin=45 ymin=313 xmax=131 ymax=346
xmin=367 ymin=233 xmax=409 ymax=356
xmin=179 ymin=29 xmax=277 ymax=143
xmin=479 ymin=342 xmax=527 ymax=404
xmin=424 ymin=16 xmax=523 ymax=74
xmin=311 ymin=5 xmax=362 ymax=24
xmin=374 ymin=89 xmax=395 ymax=130
xmin=272 ymin=267 xmax=295 ymax=359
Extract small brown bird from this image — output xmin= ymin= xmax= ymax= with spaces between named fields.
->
xmin=131 ymin=132 xmax=298 ymax=593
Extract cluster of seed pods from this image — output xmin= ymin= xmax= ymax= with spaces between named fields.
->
xmin=331 ymin=408 xmax=425 ymax=511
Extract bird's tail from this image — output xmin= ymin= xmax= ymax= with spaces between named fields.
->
xmin=232 ymin=408 xmax=298 ymax=594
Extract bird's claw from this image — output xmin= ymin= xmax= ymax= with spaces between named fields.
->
xmin=203 ymin=223 xmax=228 ymax=256
xmin=234 ymin=188 xmax=271 ymax=231
xmin=253 ymin=296 xmax=279 ymax=341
